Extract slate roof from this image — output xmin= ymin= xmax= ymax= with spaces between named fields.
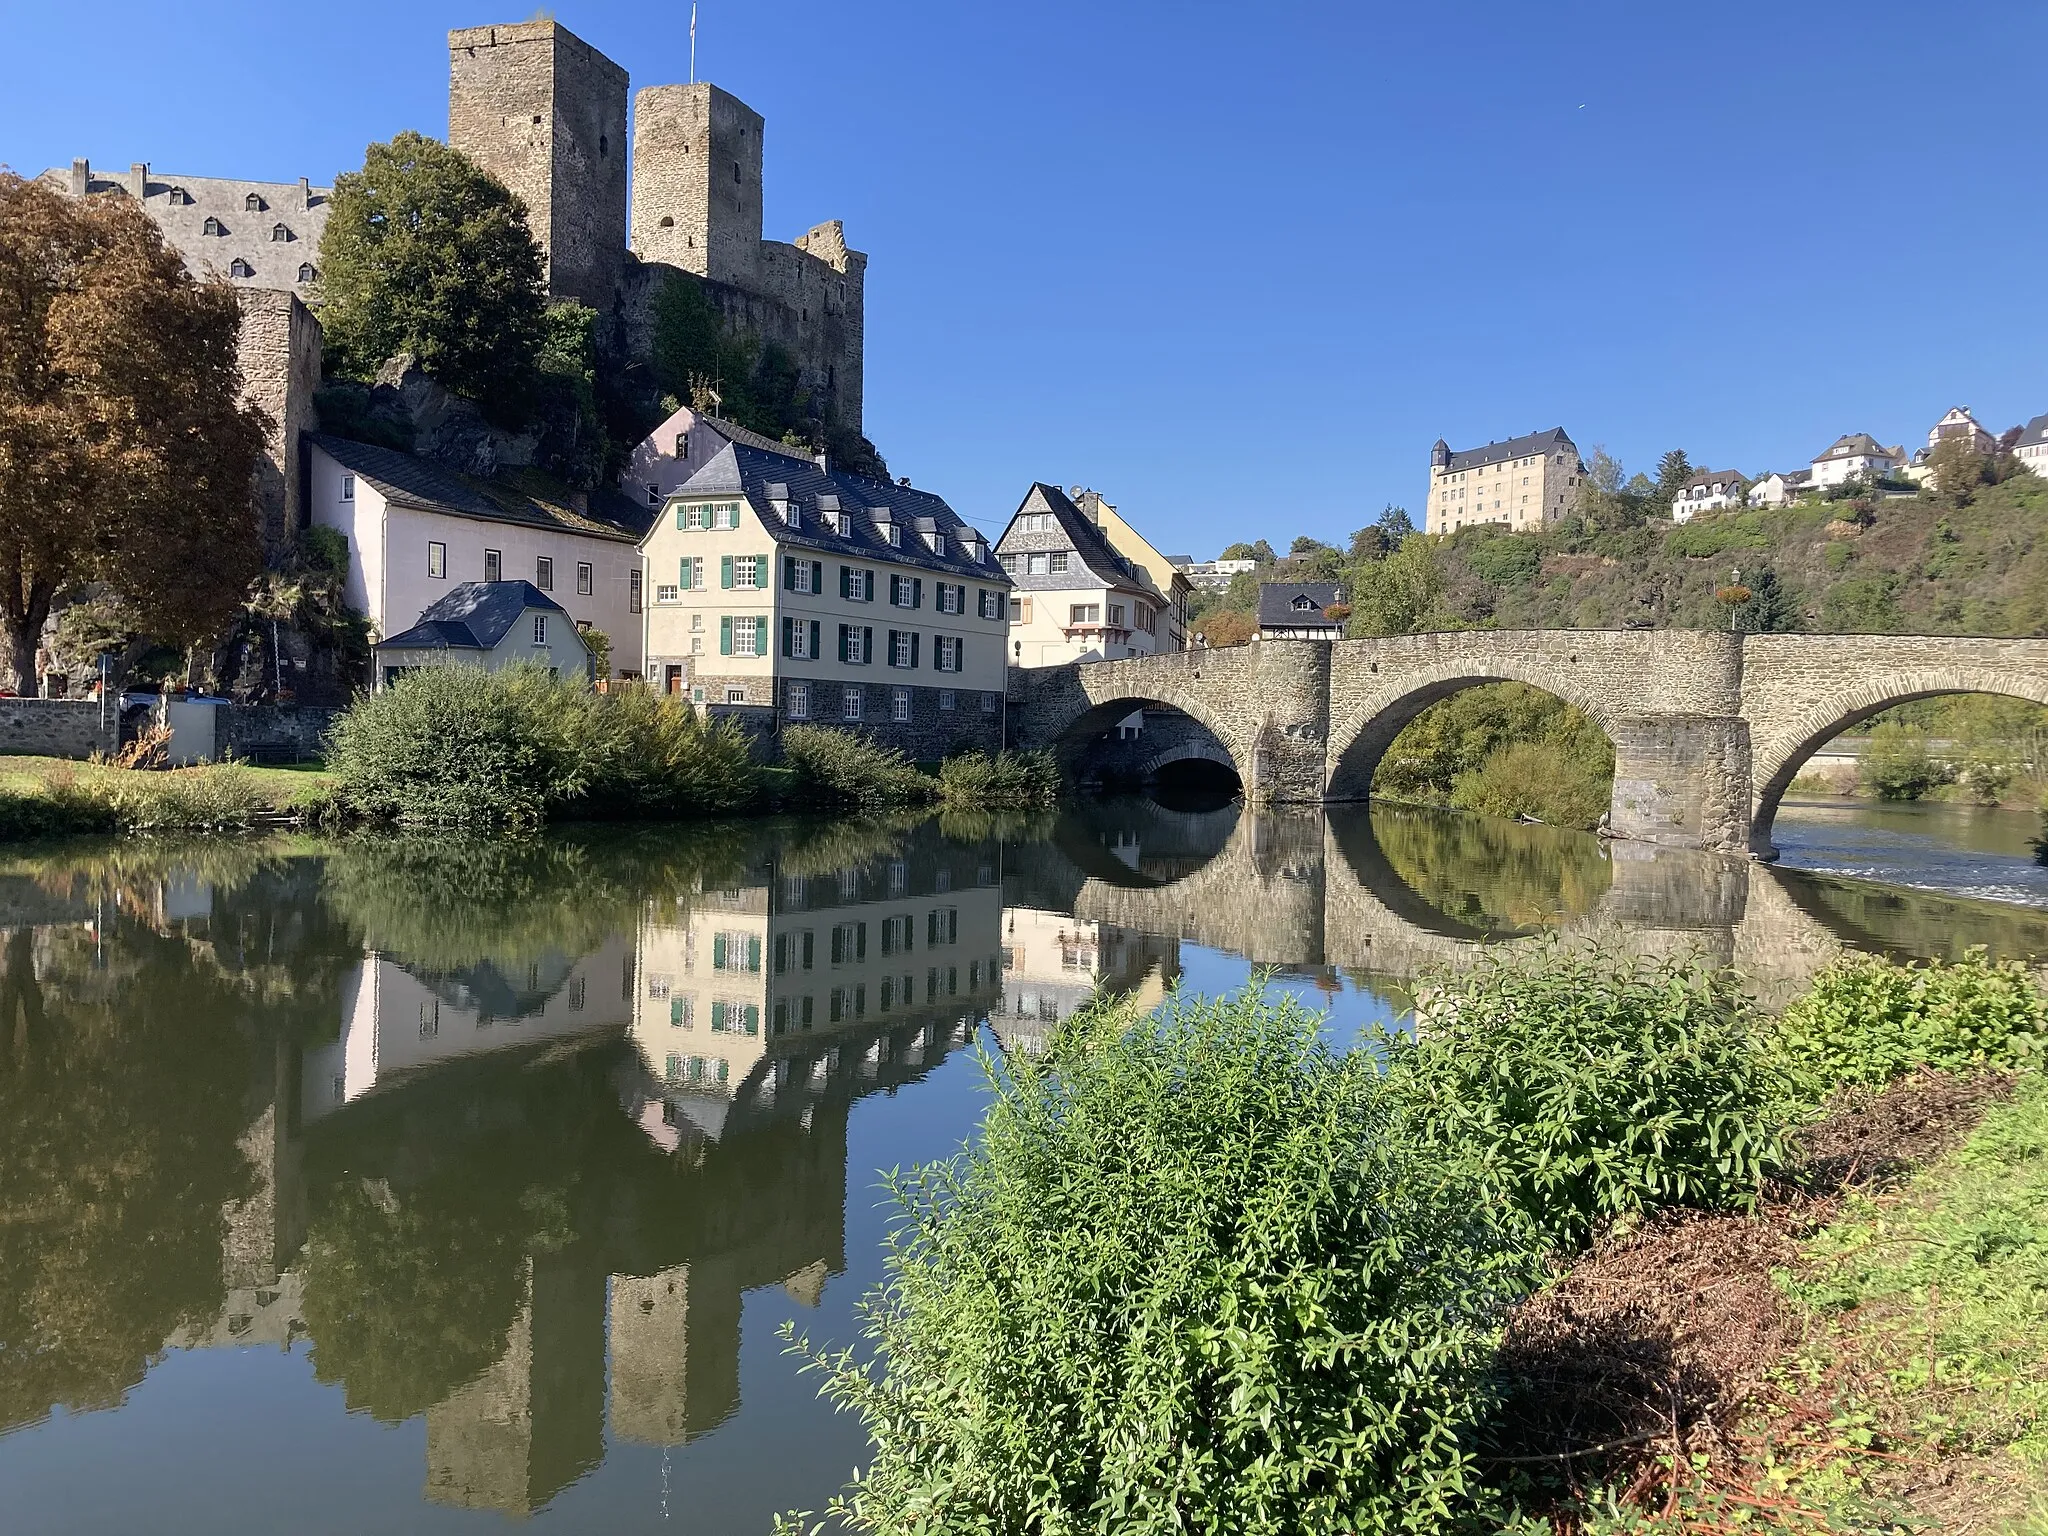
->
xmin=1813 ymin=433 xmax=1892 ymax=462
xmin=1441 ymin=428 xmax=1578 ymax=473
xmin=993 ymin=483 xmax=1158 ymax=597
xmin=659 ymin=442 xmax=1011 ymax=585
xmin=1258 ymin=582 xmax=1346 ymax=627
xmin=2020 ymin=413 xmax=2048 ymax=445
xmin=308 ymin=433 xmax=652 ymax=542
xmin=378 ymin=581 xmax=569 ymax=650
xmin=699 ymin=414 xmax=814 ymax=460
xmin=1680 ymin=468 xmax=1745 ymax=491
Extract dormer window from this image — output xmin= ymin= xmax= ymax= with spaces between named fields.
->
xmin=167 ymin=187 xmax=190 ymax=206
xmin=298 ymin=263 xmax=317 ymax=282
xmin=245 ymin=193 xmax=262 ymax=211
xmin=229 ymin=258 xmax=254 ymax=279
xmin=647 ymin=483 xmax=661 ymax=506
xmin=203 ymin=217 xmax=224 ymax=236
xmin=1293 ymin=595 xmax=1315 ymax=610
xmin=885 ymin=524 xmax=900 ymax=547
xmin=271 ymin=223 xmax=290 ymax=242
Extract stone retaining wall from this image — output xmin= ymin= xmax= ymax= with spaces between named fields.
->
xmin=216 ymin=704 xmax=341 ymax=762
xmin=0 ymin=699 xmax=118 ymax=760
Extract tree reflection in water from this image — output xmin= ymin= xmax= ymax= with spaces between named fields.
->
xmin=1367 ymin=803 xmax=1615 ymax=936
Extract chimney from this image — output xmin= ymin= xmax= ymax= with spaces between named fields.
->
xmin=129 ymin=162 xmax=148 ymax=199
xmin=813 ymin=451 xmax=829 ymax=474
xmin=69 ymin=158 xmax=89 ymax=196
xmin=298 ymin=176 xmax=311 ymax=209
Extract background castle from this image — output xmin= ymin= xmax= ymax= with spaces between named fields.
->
xmin=41 ymin=18 xmax=866 ymax=545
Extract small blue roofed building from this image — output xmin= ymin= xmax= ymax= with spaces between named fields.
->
xmin=373 ymin=580 xmax=592 ymax=689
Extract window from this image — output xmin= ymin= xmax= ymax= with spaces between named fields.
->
xmin=679 ymin=555 xmax=704 ymax=591
xmin=982 ymin=691 xmax=999 ymax=714
xmin=733 ymin=554 xmax=761 ymax=588
xmin=939 ymin=689 xmax=955 ymax=710
xmin=484 ymin=548 xmax=501 ymax=582
xmin=935 ymin=636 xmax=963 ymax=672
xmin=1000 ymin=553 xmax=1019 ymax=573
xmin=271 ymin=223 xmax=289 ymax=242
xmin=629 ymin=569 xmax=642 ymax=613
xmin=927 ymin=907 xmax=959 ymax=946
xmin=532 ymin=615 xmax=549 ymax=644
xmin=726 ymin=686 xmax=747 ymax=704
xmin=203 ymin=217 xmax=223 ymax=236
xmin=881 ymin=913 xmax=914 ymax=954
xmin=840 ymin=566 xmax=875 ymax=602
xmin=339 ymin=475 xmax=354 ymax=503
xmin=656 ymin=583 xmax=681 ymax=603
xmin=1108 ymin=603 xmax=1125 ymax=627
xmin=788 ymin=557 xmax=815 ymax=594
xmin=1049 ymin=552 xmax=1069 ymax=574
xmin=831 ymin=921 xmax=867 ymax=964
xmin=788 ymin=681 xmax=810 ymax=719
xmin=427 ymin=541 xmax=446 ymax=579
xmin=892 ymin=687 xmax=911 ymax=722
xmin=1008 ymin=596 xmax=1032 ymax=623
xmin=890 ymin=573 xmax=920 ymax=607
xmin=576 ymin=562 xmax=592 ymax=596
xmin=1069 ymin=603 xmax=1099 ymax=625
xmin=842 ymin=686 xmax=863 ymax=720
xmin=229 ymin=258 xmax=254 ymax=278
xmin=536 ymin=556 xmax=554 ymax=591
xmin=840 ymin=625 xmax=871 ymax=664
xmin=937 ymin=583 xmax=962 ymax=615
xmin=1026 ymin=553 xmax=1049 ymax=575
xmin=730 ymin=615 xmax=762 ymax=656
xmin=979 ymin=589 xmax=1002 ymax=620
xmin=890 ymin=630 xmax=916 ymax=668
xmin=245 ymin=192 xmax=263 ymax=211
xmin=298 ymin=263 xmax=317 ymax=282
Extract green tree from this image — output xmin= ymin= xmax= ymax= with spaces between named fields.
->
xmin=1929 ymin=435 xmax=1989 ymax=503
xmin=318 ymin=132 xmax=548 ymax=425
xmin=0 ymin=173 xmax=267 ymax=692
xmin=1653 ymin=449 xmax=1695 ymax=512
xmin=1348 ymin=534 xmax=1443 ymax=635
xmin=1731 ymin=565 xmax=1801 ymax=633
xmin=1377 ymin=503 xmax=1415 ymax=537
xmin=1288 ymin=535 xmax=1329 ymax=555
xmin=1859 ymin=722 xmax=1953 ymax=801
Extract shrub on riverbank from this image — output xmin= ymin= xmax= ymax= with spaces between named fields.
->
xmin=0 ymin=765 xmax=274 ymax=837
xmin=1396 ymin=944 xmax=1801 ymax=1251
xmin=936 ymin=747 xmax=1059 ymax=808
xmin=782 ymin=724 xmax=1061 ymax=812
xmin=785 ymin=987 xmax=1536 ymax=1535
xmin=1779 ymin=946 xmax=2048 ymax=1089
xmin=325 ymin=665 xmax=759 ymax=827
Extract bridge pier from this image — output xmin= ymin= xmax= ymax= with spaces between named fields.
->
xmin=1244 ymin=642 xmax=1331 ymax=805
xmin=1607 ymin=714 xmax=1754 ymax=856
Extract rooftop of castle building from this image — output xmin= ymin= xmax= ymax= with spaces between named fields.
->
xmin=1436 ymin=428 xmax=1579 ymax=473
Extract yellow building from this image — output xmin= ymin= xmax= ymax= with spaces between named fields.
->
xmin=1069 ymin=488 xmax=1191 ymax=651
xmin=1425 ymin=428 xmax=1586 ymax=534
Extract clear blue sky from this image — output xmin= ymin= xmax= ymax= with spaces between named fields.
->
xmin=7 ymin=1 xmax=2044 ymax=556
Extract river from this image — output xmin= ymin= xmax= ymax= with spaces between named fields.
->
xmin=0 ymin=797 xmax=2042 ymax=1532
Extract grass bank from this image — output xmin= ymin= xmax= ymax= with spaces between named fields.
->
xmin=0 ymin=756 xmax=331 ymax=836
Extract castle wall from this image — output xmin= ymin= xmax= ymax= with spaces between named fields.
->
xmin=235 ymin=289 xmax=323 ymax=551
xmin=448 ymin=21 xmax=629 ymax=310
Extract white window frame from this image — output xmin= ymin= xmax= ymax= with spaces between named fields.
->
xmin=532 ymin=614 xmax=548 ymax=644
xmin=576 ymin=562 xmax=593 ymax=596
xmin=536 ymin=555 xmax=554 ymax=591
xmin=892 ymin=687 xmax=911 ymax=722
xmin=339 ymin=475 xmax=354 ymax=502
xmin=939 ymin=689 xmax=955 ymax=710
xmin=629 ymin=569 xmax=643 ymax=613
xmin=734 ymin=615 xmax=761 ymax=656
xmin=892 ymin=630 xmax=913 ymax=667
xmin=726 ymin=686 xmax=747 ymax=704
xmin=735 ymin=554 xmax=760 ymax=588
xmin=788 ymin=681 xmax=810 ymax=719
xmin=842 ymin=686 xmax=863 ymax=721
xmin=427 ymin=541 xmax=446 ymax=579
xmin=484 ymin=548 xmax=501 ymax=583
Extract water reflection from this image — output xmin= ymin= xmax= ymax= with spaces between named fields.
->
xmin=0 ymin=803 xmax=2043 ymax=1531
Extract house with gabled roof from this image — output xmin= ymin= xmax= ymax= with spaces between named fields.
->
xmin=1670 ymin=469 xmax=1748 ymax=524
xmin=308 ymin=433 xmax=653 ymax=680
xmin=641 ymin=437 xmax=1010 ymax=757
xmin=1425 ymin=428 xmax=1587 ymax=534
xmin=373 ymin=581 xmax=591 ymax=689
xmin=1808 ymin=432 xmax=1900 ymax=489
xmin=1257 ymin=582 xmax=1347 ymax=641
xmin=2014 ymin=412 xmax=2048 ymax=483
xmin=993 ymin=484 xmax=1174 ymax=668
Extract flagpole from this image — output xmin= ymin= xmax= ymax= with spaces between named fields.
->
xmin=690 ymin=4 xmax=697 ymax=83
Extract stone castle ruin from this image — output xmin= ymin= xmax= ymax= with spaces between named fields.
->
xmin=41 ymin=18 xmax=866 ymax=543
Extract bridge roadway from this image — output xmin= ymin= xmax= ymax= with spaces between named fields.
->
xmin=1004 ymin=802 xmax=1939 ymax=1011
xmin=1007 ymin=631 xmax=2048 ymax=857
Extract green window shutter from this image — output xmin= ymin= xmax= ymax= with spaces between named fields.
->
xmin=720 ymin=616 xmax=732 ymax=655
xmin=913 ymin=577 xmax=923 ymax=608
xmin=811 ymin=560 xmax=822 ymax=593
xmin=886 ymin=628 xmax=899 ymax=667
xmin=676 ymin=506 xmax=688 ymax=531
xmin=758 ymin=613 xmax=768 ymax=648
xmin=910 ymin=632 xmax=921 ymax=669
xmin=713 ymin=933 xmax=727 ymax=968
xmin=711 ymin=1000 xmax=726 ymax=1031
xmin=680 ymin=558 xmax=692 ymax=590
xmin=955 ymin=637 xmax=965 ymax=673
xmin=744 ymin=1004 xmax=759 ymax=1036
xmin=720 ymin=555 xmax=733 ymax=589
xmin=926 ymin=910 xmax=936 ymax=945
xmin=862 ymin=627 xmax=873 ymax=665
xmin=837 ymin=625 xmax=849 ymax=663
xmin=855 ymin=922 xmax=867 ymax=961
xmin=782 ymin=616 xmax=794 ymax=657
xmin=670 ymin=997 xmax=685 ymax=1026
xmin=809 ymin=620 xmax=820 ymax=658
xmin=747 ymin=935 xmax=761 ymax=971
xmin=783 ymin=556 xmax=796 ymax=590
xmin=831 ymin=926 xmax=845 ymax=964
xmin=699 ymin=506 xmax=713 ymax=530
xmin=756 ymin=561 xmax=769 ymax=590
xmin=839 ymin=565 xmax=851 ymax=599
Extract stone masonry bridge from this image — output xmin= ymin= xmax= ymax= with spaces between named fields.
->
xmin=1008 ymin=631 xmax=2048 ymax=857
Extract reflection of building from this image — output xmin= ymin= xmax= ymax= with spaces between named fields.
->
xmin=300 ymin=938 xmax=635 ymax=1121
xmin=989 ymin=907 xmax=1178 ymax=1054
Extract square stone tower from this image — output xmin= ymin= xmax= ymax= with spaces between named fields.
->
xmin=448 ymin=20 xmax=628 ymax=310
xmin=630 ymin=83 xmax=763 ymax=288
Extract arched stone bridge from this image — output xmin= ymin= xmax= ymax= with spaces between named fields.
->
xmin=1008 ymin=631 xmax=2048 ymax=857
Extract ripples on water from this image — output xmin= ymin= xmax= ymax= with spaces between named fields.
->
xmin=0 ymin=799 xmax=2041 ymax=1532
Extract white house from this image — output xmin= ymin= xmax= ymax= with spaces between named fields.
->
xmin=309 ymin=433 xmax=650 ymax=679
xmin=995 ymin=484 xmax=1173 ymax=668
xmin=1669 ymin=469 xmax=1747 ymax=523
xmin=1808 ymin=433 xmax=1899 ymax=490
xmin=1746 ymin=469 xmax=1812 ymax=508
xmin=2015 ymin=413 xmax=2048 ymax=480
xmin=372 ymin=581 xmax=592 ymax=689
xmin=1927 ymin=406 xmax=1999 ymax=457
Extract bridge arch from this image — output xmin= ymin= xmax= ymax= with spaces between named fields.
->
xmin=1325 ymin=661 xmax=1620 ymax=802
xmin=1748 ymin=666 xmax=2048 ymax=855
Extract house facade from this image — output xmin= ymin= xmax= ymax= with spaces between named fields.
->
xmin=1068 ymin=488 xmax=1192 ymax=651
xmin=640 ymin=439 xmax=1009 ymax=756
xmin=309 ymin=435 xmax=650 ymax=680
xmin=373 ymin=581 xmax=592 ymax=688
xmin=994 ymin=484 xmax=1175 ymax=668
xmin=1258 ymin=582 xmax=1347 ymax=640
xmin=1808 ymin=433 xmax=1899 ymax=489
xmin=1670 ymin=469 xmax=1748 ymax=523
xmin=1425 ymin=428 xmax=1586 ymax=535
xmin=1177 ymin=557 xmax=1257 ymax=592
xmin=1746 ymin=470 xmax=1813 ymax=508
xmin=2015 ymin=413 xmax=2048 ymax=481
xmin=1927 ymin=406 xmax=1999 ymax=457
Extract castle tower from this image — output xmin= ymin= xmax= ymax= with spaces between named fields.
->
xmin=447 ymin=20 xmax=629 ymax=309
xmin=630 ymin=83 xmax=764 ymax=288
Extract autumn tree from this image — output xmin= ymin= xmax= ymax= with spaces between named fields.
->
xmin=317 ymin=132 xmax=548 ymax=424
xmin=0 ymin=174 xmax=266 ymax=693
xmin=1928 ymin=434 xmax=1988 ymax=503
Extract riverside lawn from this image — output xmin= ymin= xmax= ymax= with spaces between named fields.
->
xmin=778 ymin=942 xmax=2048 ymax=1536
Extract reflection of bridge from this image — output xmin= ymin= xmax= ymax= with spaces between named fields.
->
xmin=1008 ymin=804 xmax=1913 ymax=1007
xmin=1009 ymin=631 xmax=2048 ymax=856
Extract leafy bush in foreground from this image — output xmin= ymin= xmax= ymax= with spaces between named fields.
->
xmin=780 ymin=724 xmax=935 ymax=809
xmin=785 ymin=987 xmax=1534 ymax=1536
xmin=1778 ymin=947 xmax=2048 ymax=1089
xmin=935 ymin=747 xmax=1060 ymax=808
xmin=326 ymin=665 xmax=759 ymax=827
xmin=1394 ymin=943 xmax=1800 ymax=1251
